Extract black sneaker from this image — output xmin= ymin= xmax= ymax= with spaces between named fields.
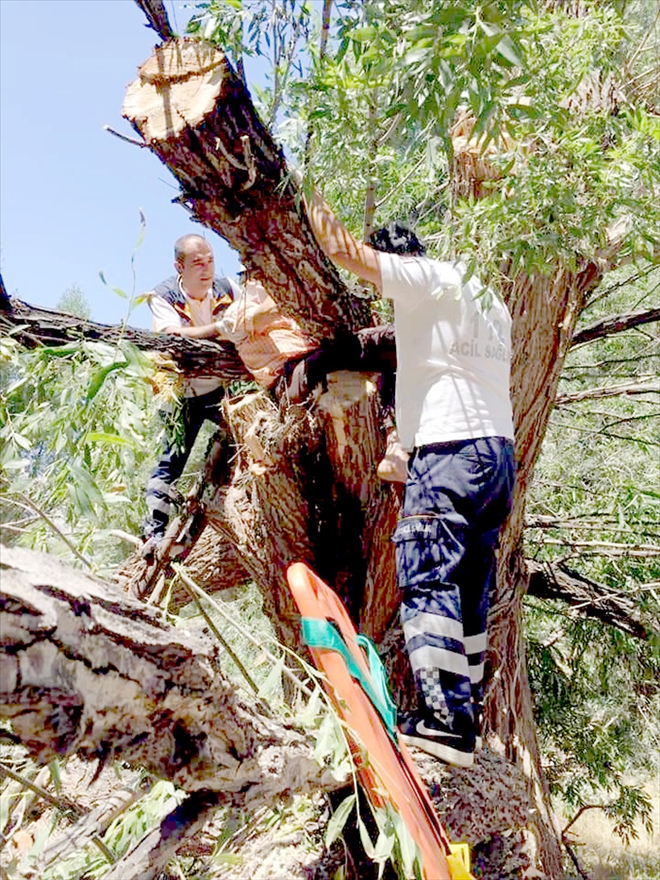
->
xmin=398 ymin=712 xmax=475 ymax=768
xmin=140 ymin=534 xmax=162 ymax=563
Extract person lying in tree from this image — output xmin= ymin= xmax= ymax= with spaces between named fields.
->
xmin=142 ymin=237 xmax=406 ymax=558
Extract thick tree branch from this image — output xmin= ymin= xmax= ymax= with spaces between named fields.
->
xmin=134 ymin=0 xmax=174 ymax=41
xmin=0 ymin=296 xmax=250 ymax=381
xmin=121 ymin=38 xmax=368 ymax=339
xmin=526 ymin=559 xmax=655 ymax=641
xmin=571 ymin=307 xmax=660 ymax=346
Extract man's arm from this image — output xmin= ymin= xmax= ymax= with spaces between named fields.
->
xmin=163 ymin=323 xmax=220 ymax=340
xmin=305 ymin=190 xmax=382 ymax=293
xmin=149 ymin=292 xmax=221 ymax=339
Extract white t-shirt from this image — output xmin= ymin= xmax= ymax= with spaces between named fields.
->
xmin=148 ymin=277 xmax=241 ymax=398
xmin=378 ymin=253 xmax=514 ymax=450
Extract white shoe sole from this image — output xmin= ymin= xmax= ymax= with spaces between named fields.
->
xmin=400 ymin=732 xmax=475 ymax=768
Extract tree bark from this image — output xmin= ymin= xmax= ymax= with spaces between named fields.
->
xmin=484 ymin=261 xmax=604 ymax=878
xmin=527 ymin=559 xmax=655 ymax=641
xmin=134 ymin=0 xmax=174 ymax=41
xmin=571 ymin=306 xmax=660 ymax=346
xmin=3 ymin=546 xmax=549 ymax=880
xmin=0 ymin=296 xmax=250 ymax=381
xmin=121 ymin=39 xmax=369 ymax=339
xmin=0 ymin=544 xmax=336 ymax=801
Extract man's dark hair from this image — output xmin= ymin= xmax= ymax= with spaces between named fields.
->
xmin=369 ymin=222 xmax=426 ymax=256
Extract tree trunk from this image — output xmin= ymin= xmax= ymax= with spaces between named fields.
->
xmin=121 ymin=35 xmax=628 ymax=877
xmin=486 ymin=261 xmax=604 ymax=877
xmin=121 ymin=39 xmax=369 ymax=339
xmin=3 ymin=544 xmax=548 ymax=879
xmin=0 ymin=544 xmax=336 ymax=800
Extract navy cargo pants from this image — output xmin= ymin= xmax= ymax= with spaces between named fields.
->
xmin=393 ymin=436 xmax=515 ymax=732
xmin=143 ymin=387 xmax=226 ymax=540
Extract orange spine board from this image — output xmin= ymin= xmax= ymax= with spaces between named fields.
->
xmin=287 ymin=562 xmax=452 ymax=880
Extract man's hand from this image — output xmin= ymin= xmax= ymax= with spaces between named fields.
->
xmin=161 ymin=324 xmax=221 ymax=340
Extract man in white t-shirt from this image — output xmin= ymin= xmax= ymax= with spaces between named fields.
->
xmin=307 ymin=197 xmax=515 ymax=768
xmin=142 ymin=234 xmax=240 ymax=554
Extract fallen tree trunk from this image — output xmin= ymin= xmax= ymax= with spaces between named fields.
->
xmin=0 ymin=544 xmax=334 ymax=801
xmin=1 ymin=544 xmax=563 ymax=880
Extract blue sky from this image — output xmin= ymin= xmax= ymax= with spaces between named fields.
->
xmin=0 ymin=0 xmax=246 ymax=329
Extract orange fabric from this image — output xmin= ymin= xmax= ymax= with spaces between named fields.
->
xmin=236 ymin=299 xmax=316 ymax=387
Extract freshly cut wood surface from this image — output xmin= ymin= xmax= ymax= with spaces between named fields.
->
xmin=122 ymin=39 xmax=368 ymax=341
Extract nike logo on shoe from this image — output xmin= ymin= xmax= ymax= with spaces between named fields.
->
xmin=416 ymin=721 xmax=462 ymax=739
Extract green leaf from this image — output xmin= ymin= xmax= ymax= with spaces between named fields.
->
xmin=393 ymin=810 xmax=419 ymax=878
xmin=84 ymin=432 xmax=133 ymax=447
xmin=11 ymin=433 xmax=32 ymax=451
xmin=373 ymin=827 xmax=395 ymax=864
xmin=297 ymin=685 xmax=324 ymax=727
xmin=496 ymin=35 xmax=523 ymax=67
xmin=49 ymin=759 xmax=62 ymax=792
xmin=99 ymin=271 xmax=127 ymax=299
xmin=86 ymin=362 xmax=126 ymax=401
xmin=134 ymin=208 xmax=147 ymax=251
xmin=358 ymin=817 xmax=375 ymax=859
xmin=0 ymin=458 xmax=26 ymax=470
xmin=325 ymin=793 xmax=356 ymax=848
xmin=351 ymin=26 xmax=378 ymax=43
xmin=39 ymin=344 xmax=81 ymax=357
xmin=258 ymin=654 xmax=285 ymax=699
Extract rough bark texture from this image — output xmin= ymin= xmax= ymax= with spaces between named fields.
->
xmin=526 ymin=559 xmax=655 ymax=641
xmin=485 ymin=262 xmax=605 ymax=877
xmin=0 ymin=296 xmax=250 ymax=380
xmin=571 ymin=306 xmax=660 ymax=346
xmin=134 ymin=0 xmax=174 ymax=41
xmin=445 ymin=105 xmax=613 ymax=876
xmin=2 ymin=545 xmax=543 ymax=880
xmin=203 ymin=374 xmax=395 ymax=654
xmin=122 ymin=39 xmax=369 ymax=339
xmin=0 ymin=544 xmax=335 ymax=802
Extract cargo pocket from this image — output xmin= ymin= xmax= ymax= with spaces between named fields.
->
xmin=391 ymin=514 xmax=463 ymax=589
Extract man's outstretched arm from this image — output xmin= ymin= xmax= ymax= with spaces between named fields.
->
xmin=305 ymin=190 xmax=383 ymax=294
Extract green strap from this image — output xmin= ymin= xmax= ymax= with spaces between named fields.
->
xmin=301 ymin=617 xmax=397 ymax=737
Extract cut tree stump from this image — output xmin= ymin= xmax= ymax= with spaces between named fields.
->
xmin=122 ymin=38 xmax=369 ymax=339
